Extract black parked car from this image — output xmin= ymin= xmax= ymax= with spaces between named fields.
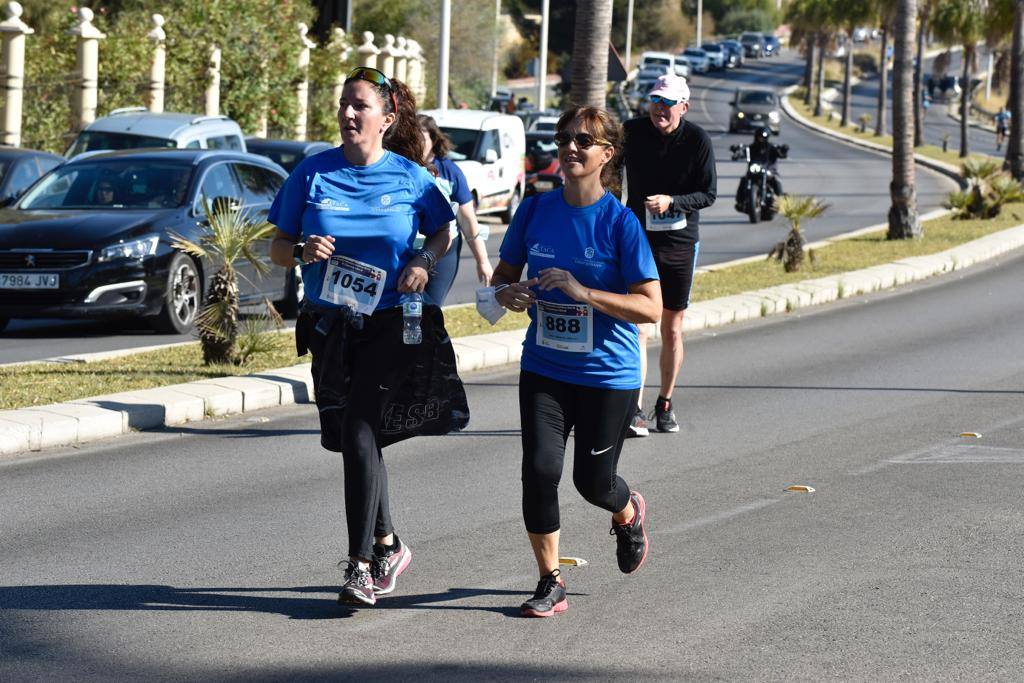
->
xmin=0 ymin=149 xmax=296 ymax=334
xmin=0 ymin=147 xmax=63 ymax=206
xmin=245 ymin=137 xmax=333 ymax=173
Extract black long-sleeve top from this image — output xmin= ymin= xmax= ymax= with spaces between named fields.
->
xmin=622 ymin=116 xmax=717 ymax=248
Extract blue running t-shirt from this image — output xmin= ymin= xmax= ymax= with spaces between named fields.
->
xmin=499 ymin=190 xmax=658 ymax=389
xmin=269 ymin=148 xmax=455 ymax=311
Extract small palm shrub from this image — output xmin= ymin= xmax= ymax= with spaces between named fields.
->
xmin=768 ymin=195 xmax=829 ymax=273
xmin=945 ymin=158 xmax=1024 ymax=219
xmin=171 ymin=199 xmax=280 ymax=365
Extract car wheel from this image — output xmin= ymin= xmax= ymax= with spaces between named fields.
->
xmin=275 ymin=264 xmax=304 ymax=319
xmin=502 ymin=188 xmax=521 ymax=224
xmin=149 ymin=252 xmax=200 ymax=334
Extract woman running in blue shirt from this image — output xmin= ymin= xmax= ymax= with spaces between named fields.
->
xmin=417 ymin=114 xmax=493 ymax=305
xmin=492 ymin=106 xmax=662 ymax=617
xmin=268 ymin=68 xmax=457 ymax=607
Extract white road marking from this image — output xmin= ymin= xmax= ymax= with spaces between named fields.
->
xmin=659 ymin=498 xmax=781 ymax=535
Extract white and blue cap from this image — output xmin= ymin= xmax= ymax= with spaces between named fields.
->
xmin=649 ymin=73 xmax=690 ymax=103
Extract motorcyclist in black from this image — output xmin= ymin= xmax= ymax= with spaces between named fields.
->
xmin=747 ymin=126 xmax=785 ymax=199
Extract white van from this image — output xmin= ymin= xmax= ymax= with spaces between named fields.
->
xmin=420 ymin=109 xmax=526 ymax=222
xmin=66 ymin=108 xmax=246 ymax=158
xmin=639 ymin=51 xmax=689 ymax=79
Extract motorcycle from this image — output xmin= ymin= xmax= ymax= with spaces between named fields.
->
xmin=730 ymin=142 xmax=788 ymax=224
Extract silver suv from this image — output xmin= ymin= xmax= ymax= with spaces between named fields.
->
xmin=66 ymin=108 xmax=246 ymax=158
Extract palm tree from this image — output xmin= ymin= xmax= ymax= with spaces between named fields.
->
xmin=889 ymin=0 xmax=923 ymax=239
xmin=914 ymin=0 xmax=939 ymax=146
xmin=876 ymin=1 xmax=898 ymax=136
xmin=786 ymin=0 xmax=821 ymax=105
xmin=932 ymin=0 xmax=987 ymax=157
xmin=569 ymin=0 xmax=613 ymax=108
xmin=171 ymin=200 xmax=276 ymax=365
xmin=769 ymin=195 xmax=829 ymax=272
xmin=838 ymin=3 xmax=874 ymax=127
xmin=1005 ymin=0 xmax=1024 ymax=178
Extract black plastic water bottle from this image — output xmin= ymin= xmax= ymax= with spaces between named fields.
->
xmin=402 ymin=292 xmax=422 ymax=345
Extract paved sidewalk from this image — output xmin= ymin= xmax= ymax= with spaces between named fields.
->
xmin=4 ymin=218 xmax=1024 ymax=459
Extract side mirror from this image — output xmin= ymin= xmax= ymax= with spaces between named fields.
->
xmin=483 ymin=148 xmax=499 ymax=164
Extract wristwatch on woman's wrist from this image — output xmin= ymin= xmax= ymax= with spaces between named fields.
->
xmin=292 ymin=242 xmax=306 ymax=264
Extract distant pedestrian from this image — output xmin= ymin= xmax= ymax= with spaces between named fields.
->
xmin=268 ymin=67 xmax=469 ymax=608
xmin=622 ymin=73 xmax=717 ymax=437
xmin=995 ymin=106 xmax=1011 ymax=151
xmin=417 ymin=114 xmax=494 ymax=305
xmin=492 ymin=106 xmax=661 ymax=617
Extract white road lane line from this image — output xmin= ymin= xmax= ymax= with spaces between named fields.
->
xmin=659 ymin=498 xmax=781 ymax=535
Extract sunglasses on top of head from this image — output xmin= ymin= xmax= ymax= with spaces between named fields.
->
xmin=345 ymin=66 xmax=398 ymax=113
xmin=648 ymin=95 xmax=680 ymax=107
xmin=553 ymin=131 xmax=610 ymax=150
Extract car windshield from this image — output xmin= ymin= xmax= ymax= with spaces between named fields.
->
xmin=440 ymin=127 xmax=478 ymax=162
xmin=739 ymin=91 xmax=775 ymax=105
xmin=741 ymin=34 xmax=761 ymax=43
xmin=643 ymin=57 xmax=671 ymax=67
xmin=526 ymin=136 xmax=557 ymax=155
xmin=684 ymin=50 xmax=705 ymax=57
xmin=19 ymin=159 xmax=194 ymax=210
xmin=66 ymin=131 xmax=176 ymax=158
xmin=247 ymin=143 xmax=303 ymax=172
xmin=703 ymin=45 xmax=722 ymax=52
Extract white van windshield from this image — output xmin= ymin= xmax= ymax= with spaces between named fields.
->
xmin=66 ymin=131 xmax=176 ymax=158
xmin=440 ymin=127 xmax=479 ymax=161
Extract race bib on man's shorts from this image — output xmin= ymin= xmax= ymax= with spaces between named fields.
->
xmin=320 ymin=255 xmax=386 ymax=314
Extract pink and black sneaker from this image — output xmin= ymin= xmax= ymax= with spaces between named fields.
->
xmin=610 ymin=491 xmax=649 ymax=574
xmin=520 ymin=569 xmax=568 ymax=618
xmin=371 ymin=536 xmax=412 ymax=595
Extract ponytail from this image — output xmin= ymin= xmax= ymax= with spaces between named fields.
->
xmin=381 ymin=79 xmax=436 ymax=175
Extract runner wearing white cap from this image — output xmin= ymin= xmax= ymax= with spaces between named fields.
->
xmin=622 ymin=73 xmax=717 ymax=436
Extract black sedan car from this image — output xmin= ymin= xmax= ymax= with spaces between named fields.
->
xmin=0 ymin=147 xmax=63 ymax=206
xmin=245 ymin=137 xmax=333 ymax=173
xmin=0 ymin=149 xmax=297 ymax=334
xmin=729 ymin=88 xmax=782 ymax=135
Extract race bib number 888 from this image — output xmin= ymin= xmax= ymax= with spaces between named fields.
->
xmin=536 ymin=300 xmax=593 ymax=353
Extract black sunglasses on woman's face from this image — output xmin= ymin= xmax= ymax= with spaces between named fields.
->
xmin=553 ymin=131 xmax=609 ymax=150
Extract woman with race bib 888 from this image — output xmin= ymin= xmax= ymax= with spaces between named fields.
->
xmin=491 ymin=106 xmax=662 ymax=617
xmin=268 ymin=68 xmax=457 ymax=608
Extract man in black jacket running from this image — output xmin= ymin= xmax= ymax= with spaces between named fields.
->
xmin=623 ymin=73 xmax=717 ymax=435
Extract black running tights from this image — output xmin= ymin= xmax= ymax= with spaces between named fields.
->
xmin=519 ymin=370 xmax=638 ymax=535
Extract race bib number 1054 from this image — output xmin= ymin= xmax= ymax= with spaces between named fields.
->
xmin=320 ymin=254 xmax=386 ymax=314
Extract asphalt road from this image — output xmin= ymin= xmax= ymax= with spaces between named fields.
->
xmin=0 ymin=51 xmax=957 ymax=364
xmin=2 ymin=242 xmax=1022 ymax=679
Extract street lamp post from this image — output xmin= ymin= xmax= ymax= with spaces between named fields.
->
xmin=491 ymin=0 xmax=500 ymax=99
xmin=696 ymin=0 xmax=702 ymax=47
xmin=438 ymin=0 xmax=451 ymax=112
xmin=538 ymin=0 xmax=549 ymax=112
xmin=624 ymin=0 xmax=634 ymax=73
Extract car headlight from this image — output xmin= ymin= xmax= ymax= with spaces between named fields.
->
xmin=749 ymin=163 xmax=762 ymax=173
xmin=737 ymin=112 xmax=745 ymax=119
xmin=97 ymin=235 xmax=159 ymax=262
xmin=769 ymin=111 xmax=780 ymax=122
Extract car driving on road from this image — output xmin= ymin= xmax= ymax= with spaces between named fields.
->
xmin=701 ymin=43 xmax=727 ymax=69
xmin=0 ymin=147 xmax=63 ymax=207
xmin=680 ymin=47 xmax=710 ymax=74
xmin=740 ymin=32 xmax=766 ymax=58
xmin=729 ymin=88 xmax=782 ymax=135
xmin=0 ymin=149 xmax=297 ymax=335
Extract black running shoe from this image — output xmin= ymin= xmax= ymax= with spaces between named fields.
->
xmin=520 ymin=569 xmax=568 ymax=617
xmin=626 ymin=406 xmax=650 ymax=438
xmin=338 ymin=561 xmax=376 ymax=606
xmin=653 ymin=397 xmax=679 ymax=433
xmin=610 ymin=491 xmax=649 ymax=574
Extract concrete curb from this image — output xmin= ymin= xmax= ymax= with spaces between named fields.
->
xmin=780 ymin=85 xmax=968 ymax=189
xmin=4 ymin=220 xmax=1024 ymax=458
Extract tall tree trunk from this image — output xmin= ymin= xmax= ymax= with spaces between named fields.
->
xmin=804 ymin=35 xmax=816 ymax=105
xmin=914 ymin=8 xmax=927 ymax=146
xmin=960 ymin=44 xmax=972 ymax=157
xmin=569 ymin=0 xmax=612 ymax=108
xmin=841 ymin=33 xmax=854 ymax=126
xmin=1007 ymin=0 xmax=1024 ymax=178
xmin=889 ymin=0 xmax=922 ymax=239
xmin=877 ymin=28 xmax=889 ymax=136
xmin=815 ymin=34 xmax=827 ymax=117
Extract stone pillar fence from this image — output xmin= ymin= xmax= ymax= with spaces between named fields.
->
xmin=0 ymin=6 xmax=428 ymax=148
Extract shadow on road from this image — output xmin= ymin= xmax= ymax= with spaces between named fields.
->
xmin=0 ymin=584 xmax=540 ymax=621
